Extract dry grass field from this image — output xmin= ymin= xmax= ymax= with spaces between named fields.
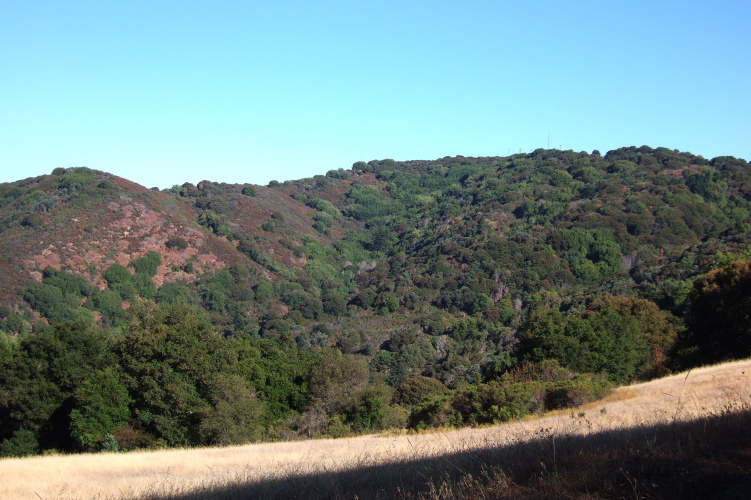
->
xmin=2 ymin=359 xmax=751 ymax=499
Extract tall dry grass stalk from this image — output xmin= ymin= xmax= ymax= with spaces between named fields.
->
xmin=2 ymin=359 xmax=750 ymax=499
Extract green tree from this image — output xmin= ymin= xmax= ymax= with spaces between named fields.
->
xmin=587 ymin=296 xmax=677 ymax=377
xmin=388 ymin=337 xmax=436 ymax=386
xmin=197 ymin=374 xmax=265 ymax=445
xmin=681 ymin=260 xmax=751 ymax=364
xmin=131 ymin=251 xmax=162 ymax=277
xmin=322 ymin=293 xmax=347 ymax=316
xmin=132 ymin=273 xmax=158 ymax=299
xmin=393 ymin=376 xmax=448 ymax=407
xmin=0 ymin=321 xmax=112 ymax=455
xmin=156 ymin=282 xmax=194 ymax=305
xmin=519 ymin=307 xmax=646 ymax=383
xmin=69 ymin=368 xmax=132 ymax=450
xmin=116 ymin=302 xmax=239 ymax=446
xmin=233 ymin=334 xmax=311 ymax=422
xmin=309 ymin=349 xmax=368 ymax=413
xmin=92 ymin=290 xmax=125 ymax=327
xmin=103 ymin=264 xmax=132 ymax=287
xmin=24 ymin=283 xmax=77 ymax=324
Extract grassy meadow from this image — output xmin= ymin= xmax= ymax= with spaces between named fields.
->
xmin=2 ymin=358 xmax=750 ymax=499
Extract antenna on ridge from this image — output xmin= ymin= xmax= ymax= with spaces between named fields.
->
xmin=548 ymin=132 xmax=550 ymax=149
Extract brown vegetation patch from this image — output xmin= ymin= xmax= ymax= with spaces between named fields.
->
xmin=659 ymin=163 xmax=703 ymax=178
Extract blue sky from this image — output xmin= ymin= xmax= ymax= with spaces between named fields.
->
xmin=1 ymin=0 xmax=749 ymax=189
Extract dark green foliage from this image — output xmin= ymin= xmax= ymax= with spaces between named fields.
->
xmin=253 ymin=280 xmax=274 ymax=302
xmin=308 ymin=198 xmax=340 ymax=217
xmin=408 ymin=363 xmax=610 ymax=429
xmin=22 ymin=268 xmax=99 ymax=325
xmin=393 ymin=376 xmax=448 ymax=407
xmin=24 ymin=283 xmax=68 ymax=322
xmin=586 ymin=296 xmax=677 ymax=378
xmin=101 ymin=265 xmax=137 ymax=302
xmin=198 ymin=211 xmax=232 ymax=237
xmin=167 ymin=182 xmax=200 ymax=197
xmin=131 ymin=251 xmax=162 ymax=277
xmin=306 ymin=348 xmax=390 ymax=432
xmin=680 ymin=260 xmax=751 ymax=365
xmin=57 ymin=167 xmax=94 ymax=194
xmin=156 ymin=283 xmax=193 ymax=305
xmin=347 ymin=386 xmax=390 ymax=432
xmin=165 ymin=236 xmax=188 ymax=250
xmin=92 ymin=290 xmax=125 ymax=327
xmin=21 ymin=213 xmax=44 ymax=228
xmin=518 ymin=308 xmax=647 ymax=383
xmin=132 ymin=273 xmax=157 ymax=299
xmin=238 ymin=239 xmax=260 ymax=260
xmin=322 ymin=293 xmax=347 ymax=316
xmin=297 ymin=296 xmax=323 ymax=320
xmin=41 ymin=267 xmax=95 ymax=298
xmin=379 ymin=336 xmax=436 ymax=386
xmin=69 ymin=368 xmax=132 ymax=450
xmin=197 ymin=373 xmax=265 ymax=445
xmin=0 ymin=321 xmax=112 ymax=455
xmin=234 ymin=334 xmax=311 ymax=422
xmin=112 ymin=282 xmax=137 ymax=302
xmin=103 ymin=264 xmax=132 ymax=287
xmin=116 ymin=302 xmax=264 ymax=447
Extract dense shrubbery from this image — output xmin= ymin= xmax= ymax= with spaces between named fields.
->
xmin=408 ymin=361 xmax=611 ymax=429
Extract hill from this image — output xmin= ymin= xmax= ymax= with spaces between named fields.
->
xmin=2 ymin=146 xmax=751 ymax=457
xmin=0 ymin=167 xmax=346 ymax=306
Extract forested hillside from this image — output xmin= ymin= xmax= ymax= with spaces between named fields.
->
xmin=2 ymin=146 xmax=751 ymax=456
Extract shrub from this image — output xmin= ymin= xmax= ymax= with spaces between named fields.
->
xmin=131 ymin=251 xmax=162 ymax=277
xmin=93 ymin=290 xmax=125 ymax=326
xmin=132 ymin=273 xmax=157 ymax=299
xmin=322 ymin=293 xmax=347 ymax=317
xmin=156 ymin=282 xmax=194 ymax=305
xmin=24 ymin=283 xmax=80 ymax=324
xmin=408 ymin=394 xmax=458 ymax=429
xmin=165 ymin=236 xmax=188 ymax=250
xmin=103 ymin=264 xmax=132 ymax=287
xmin=58 ymin=168 xmax=94 ymax=194
xmin=21 ymin=213 xmax=44 ymax=228
xmin=544 ymin=375 xmax=612 ymax=410
xmin=393 ymin=376 xmax=448 ymax=407
xmin=238 ymin=239 xmax=261 ymax=260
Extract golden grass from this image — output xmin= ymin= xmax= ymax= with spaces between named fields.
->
xmin=3 ymin=359 xmax=751 ymax=499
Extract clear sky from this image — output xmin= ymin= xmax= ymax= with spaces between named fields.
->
xmin=1 ymin=1 xmax=749 ymax=189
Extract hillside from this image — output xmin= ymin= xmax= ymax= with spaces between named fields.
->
xmin=0 ymin=168 xmax=346 ymax=306
xmin=2 ymin=146 xmax=751 ymax=457
xmin=2 ymin=358 xmax=749 ymax=499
